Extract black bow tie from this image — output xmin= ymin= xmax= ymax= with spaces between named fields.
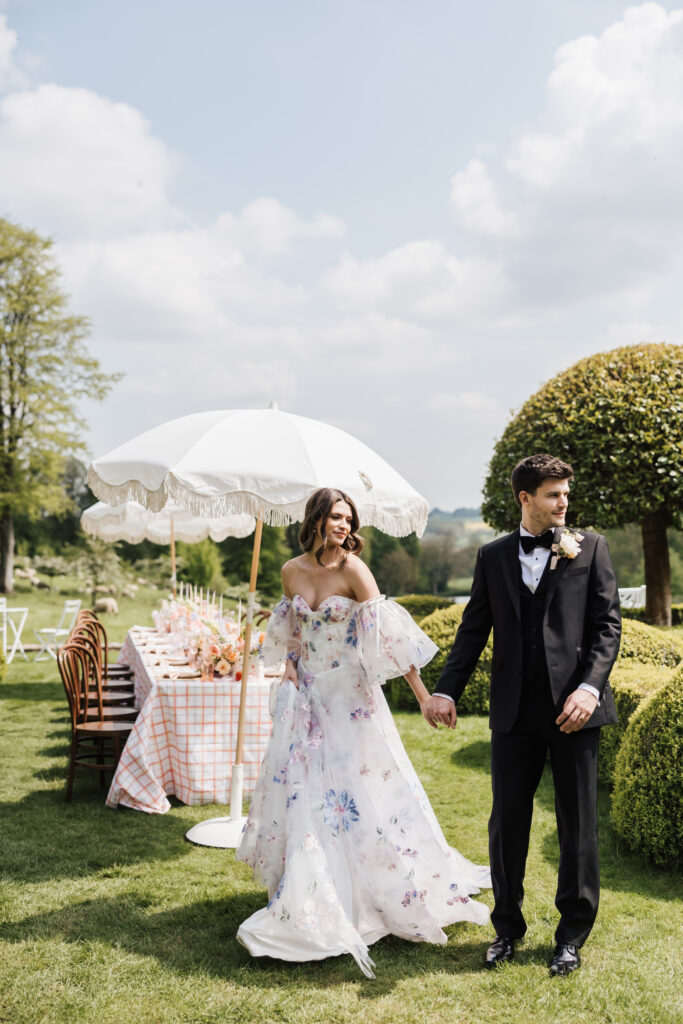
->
xmin=520 ymin=530 xmax=554 ymax=554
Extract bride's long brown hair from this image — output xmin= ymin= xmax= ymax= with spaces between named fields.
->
xmin=299 ymin=488 xmax=364 ymax=567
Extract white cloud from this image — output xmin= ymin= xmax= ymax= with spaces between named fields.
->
xmin=58 ymin=220 xmax=310 ymax=344
xmin=0 ymin=84 xmax=178 ymax=237
xmin=322 ymin=241 xmax=512 ymax=326
xmin=450 ymin=159 xmax=521 ymax=239
xmin=217 ymin=198 xmax=346 ymax=261
xmin=451 ymin=4 xmax=683 ymax=309
xmin=0 ymin=14 xmax=19 ymax=85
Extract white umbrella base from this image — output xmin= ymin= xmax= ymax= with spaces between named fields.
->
xmin=185 ymin=815 xmax=247 ymax=848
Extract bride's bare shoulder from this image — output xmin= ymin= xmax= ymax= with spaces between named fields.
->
xmin=344 ymin=553 xmax=380 ymax=600
xmin=281 ymin=556 xmax=307 ymax=590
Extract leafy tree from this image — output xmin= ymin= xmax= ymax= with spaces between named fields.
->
xmin=482 ymin=344 xmax=683 ymax=625
xmin=418 ymin=532 xmax=460 ymax=594
xmin=219 ymin=526 xmax=291 ymax=600
xmin=177 ymin=538 xmax=225 ymax=591
xmin=0 ymin=218 xmax=116 ymax=592
xmin=359 ymin=527 xmax=420 ymax=595
xmin=75 ymin=537 xmax=127 ymax=607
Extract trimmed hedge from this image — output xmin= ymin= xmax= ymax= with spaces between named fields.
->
xmin=419 ymin=604 xmax=492 ymax=715
xmin=617 ymin=618 xmax=683 ymax=668
xmin=621 ymin=603 xmax=683 ymax=625
xmin=598 ymin=662 xmax=674 ymax=786
xmin=394 ymin=594 xmax=454 ymax=622
xmin=611 ymin=668 xmax=683 ymax=869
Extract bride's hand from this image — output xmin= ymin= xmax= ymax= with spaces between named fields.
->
xmin=283 ymin=660 xmax=300 ymax=690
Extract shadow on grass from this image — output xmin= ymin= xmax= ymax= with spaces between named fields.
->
xmin=450 ymin=740 xmax=490 ymax=773
xmin=528 ymin=764 xmax=683 ymax=901
xmin=1 ymin=682 xmax=63 ymax=702
xmin=0 ymin=892 xmax=491 ymax=992
xmin=0 ymin=788 xmax=194 ymax=882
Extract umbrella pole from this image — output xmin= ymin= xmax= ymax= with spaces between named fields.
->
xmin=185 ymin=516 xmax=264 ymax=849
xmin=170 ymin=517 xmax=177 ymax=599
xmin=230 ymin=516 xmax=263 ymax=818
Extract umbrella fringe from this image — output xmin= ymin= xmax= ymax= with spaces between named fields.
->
xmin=87 ymin=468 xmax=429 ymax=538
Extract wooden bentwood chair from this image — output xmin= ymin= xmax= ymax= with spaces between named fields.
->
xmin=57 ymin=642 xmax=137 ymax=800
xmin=76 ymin=610 xmax=134 ymax=682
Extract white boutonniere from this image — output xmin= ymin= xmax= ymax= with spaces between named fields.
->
xmin=550 ymin=530 xmax=584 ymax=570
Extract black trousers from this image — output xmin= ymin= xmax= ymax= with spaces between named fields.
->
xmin=488 ymin=722 xmax=600 ymax=946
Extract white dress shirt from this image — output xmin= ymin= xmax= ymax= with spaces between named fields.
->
xmin=434 ymin=524 xmax=600 ymax=704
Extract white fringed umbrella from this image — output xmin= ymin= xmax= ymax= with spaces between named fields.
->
xmin=81 ymin=500 xmax=255 ymax=596
xmin=86 ymin=408 xmax=428 ymax=536
xmin=87 ymin=407 xmax=430 ymax=848
xmin=81 ymin=500 xmax=256 ymax=546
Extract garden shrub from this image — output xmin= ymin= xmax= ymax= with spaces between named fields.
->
xmin=598 ymin=662 xmax=674 ymax=786
xmin=419 ymin=604 xmax=492 ymax=715
xmin=0 ymin=647 xmax=5 ymax=683
xmin=394 ymin=593 xmax=453 ymax=622
xmin=617 ymin=619 xmax=683 ymax=668
xmin=621 ymin=603 xmax=683 ymax=626
xmin=611 ymin=669 xmax=683 ymax=870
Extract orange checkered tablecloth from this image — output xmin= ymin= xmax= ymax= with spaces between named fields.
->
xmin=106 ymin=631 xmax=273 ymax=814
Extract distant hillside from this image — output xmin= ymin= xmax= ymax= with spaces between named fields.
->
xmin=425 ymin=508 xmax=497 ymax=549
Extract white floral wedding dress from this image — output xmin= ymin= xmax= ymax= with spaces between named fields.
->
xmin=235 ymin=594 xmax=490 ymax=978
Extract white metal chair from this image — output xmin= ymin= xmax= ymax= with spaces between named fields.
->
xmin=0 ymin=598 xmax=29 ymax=664
xmin=33 ymin=599 xmax=82 ymax=661
xmin=618 ymin=585 xmax=647 ymax=609
xmin=7 ymin=606 xmax=29 ymax=662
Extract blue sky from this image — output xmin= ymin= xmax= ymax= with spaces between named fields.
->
xmin=1 ymin=1 xmax=682 ymax=508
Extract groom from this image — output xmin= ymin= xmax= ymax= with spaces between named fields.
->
xmin=422 ymin=454 xmax=620 ymax=976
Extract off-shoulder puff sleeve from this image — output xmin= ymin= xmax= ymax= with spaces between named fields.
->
xmin=261 ymin=596 xmax=301 ymax=668
xmin=356 ymin=597 xmax=438 ymax=685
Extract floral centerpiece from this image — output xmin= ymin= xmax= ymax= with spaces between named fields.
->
xmin=154 ymin=596 xmax=266 ymax=678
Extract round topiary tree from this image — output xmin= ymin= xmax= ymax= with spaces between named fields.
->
xmin=481 ymin=344 xmax=683 ymax=626
xmin=617 ymin=618 xmax=683 ymax=668
xmin=611 ymin=670 xmax=683 ymax=869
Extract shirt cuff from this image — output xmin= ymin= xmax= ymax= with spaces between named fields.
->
xmin=433 ymin=692 xmax=455 ymax=704
xmin=578 ymin=682 xmax=601 ymax=704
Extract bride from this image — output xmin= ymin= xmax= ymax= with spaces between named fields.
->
xmin=236 ymin=488 xmax=490 ymax=977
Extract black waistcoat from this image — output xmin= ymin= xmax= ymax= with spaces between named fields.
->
xmin=519 ymin=556 xmax=551 ymax=680
xmin=515 ymin=556 xmax=557 ymax=728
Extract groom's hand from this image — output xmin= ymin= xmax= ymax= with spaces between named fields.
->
xmin=421 ymin=695 xmax=457 ymax=730
xmin=556 ymin=689 xmax=598 ymax=733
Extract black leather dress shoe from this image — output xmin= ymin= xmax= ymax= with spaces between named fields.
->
xmin=484 ymin=936 xmax=515 ymax=968
xmin=549 ymin=942 xmax=580 ymax=977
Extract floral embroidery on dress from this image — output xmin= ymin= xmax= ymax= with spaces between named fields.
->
xmin=345 ymin=614 xmax=359 ymax=648
xmin=350 ymin=706 xmax=371 ymax=721
xmin=323 ymin=788 xmax=360 ymax=835
xmin=401 ymin=889 xmax=427 ymax=907
xmin=267 ymin=877 xmax=284 ymax=909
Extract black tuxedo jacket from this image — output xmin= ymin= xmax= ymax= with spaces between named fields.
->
xmin=436 ymin=528 xmax=621 ymax=732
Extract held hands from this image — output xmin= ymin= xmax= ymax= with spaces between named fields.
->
xmin=421 ymin=695 xmax=457 ymax=730
xmin=556 ymin=688 xmax=598 ymax=733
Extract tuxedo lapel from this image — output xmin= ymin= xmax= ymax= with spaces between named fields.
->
xmin=544 ymin=526 xmax=570 ymax=609
xmin=500 ymin=531 xmax=521 ymax=619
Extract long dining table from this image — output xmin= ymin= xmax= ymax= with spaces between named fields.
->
xmin=106 ymin=628 xmax=273 ymax=814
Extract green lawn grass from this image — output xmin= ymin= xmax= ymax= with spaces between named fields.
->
xmin=1 ymin=593 xmax=682 ymax=1024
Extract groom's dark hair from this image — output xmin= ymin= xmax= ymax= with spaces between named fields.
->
xmin=511 ymin=454 xmax=574 ymax=508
